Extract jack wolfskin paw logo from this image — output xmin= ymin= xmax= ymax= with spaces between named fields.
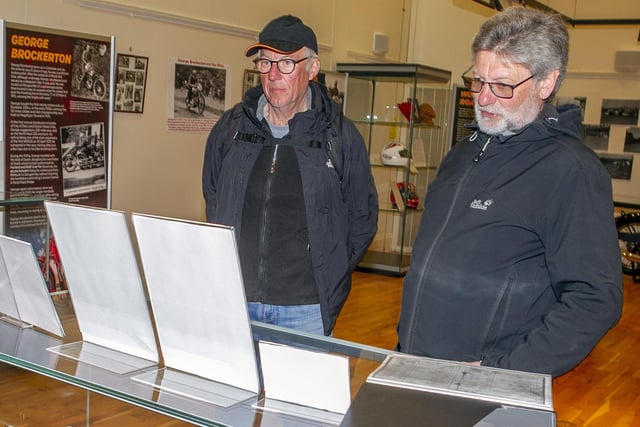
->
xmin=470 ymin=199 xmax=493 ymax=211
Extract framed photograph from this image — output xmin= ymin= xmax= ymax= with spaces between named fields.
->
xmin=115 ymin=53 xmax=149 ymax=113
xmin=598 ymin=153 xmax=634 ymax=180
xmin=582 ymin=124 xmax=610 ymax=151
xmin=600 ymin=99 xmax=640 ymax=126
xmin=624 ymin=126 xmax=640 ymax=153
xmin=169 ymin=59 xmax=228 ymax=132
xmin=472 ymin=0 xmax=495 ymax=8
xmin=243 ymin=69 xmax=261 ymax=96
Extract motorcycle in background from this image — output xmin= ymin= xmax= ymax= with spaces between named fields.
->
xmin=75 ymin=61 xmax=107 ymax=100
xmin=62 ymin=135 xmax=105 ymax=172
xmin=617 ymin=210 xmax=640 ymax=282
xmin=184 ymin=80 xmax=206 ymax=115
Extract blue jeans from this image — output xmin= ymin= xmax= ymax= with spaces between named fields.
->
xmin=247 ymin=302 xmax=324 ymax=335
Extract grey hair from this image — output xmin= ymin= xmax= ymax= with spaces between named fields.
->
xmin=471 ymin=7 xmax=568 ymax=98
xmin=302 ymin=46 xmax=319 ymax=72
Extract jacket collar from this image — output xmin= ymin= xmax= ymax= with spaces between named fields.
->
xmin=468 ymin=102 xmax=580 ymax=145
xmin=242 ymin=80 xmax=335 ymax=136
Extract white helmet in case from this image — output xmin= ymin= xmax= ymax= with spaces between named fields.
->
xmin=381 ymin=142 xmax=409 ymax=166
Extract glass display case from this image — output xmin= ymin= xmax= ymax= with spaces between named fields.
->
xmin=0 ymin=305 xmax=556 ymax=426
xmin=0 ymin=303 xmax=390 ymax=426
xmin=336 ymin=63 xmax=452 ymax=275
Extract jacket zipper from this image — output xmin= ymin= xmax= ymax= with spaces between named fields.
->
xmin=473 ymin=137 xmax=492 ymax=162
xmin=405 ymin=136 xmax=491 ymax=351
xmin=257 ymin=144 xmax=279 ymax=297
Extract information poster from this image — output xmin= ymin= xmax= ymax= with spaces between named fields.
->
xmin=451 ymin=85 xmax=475 ymax=147
xmin=168 ymin=57 xmax=228 ymax=132
xmin=1 ymin=21 xmax=113 ymax=293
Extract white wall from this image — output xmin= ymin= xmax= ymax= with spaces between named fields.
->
xmin=408 ymin=0 xmax=489 ymax=81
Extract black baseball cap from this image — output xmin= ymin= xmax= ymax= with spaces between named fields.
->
xmin=245 ymin=15 xmax=318 ymax=57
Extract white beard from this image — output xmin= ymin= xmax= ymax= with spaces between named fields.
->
xmin=474 ymin=91 xmax=542 ymax=135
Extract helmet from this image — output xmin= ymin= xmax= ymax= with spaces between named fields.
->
xmin=381 ymin=142 xmax=409 ymax=166
xmin=390 ymin=182 xmax=419 ymax=210
xmin=419 ymin=103 xmax=436 ymax=125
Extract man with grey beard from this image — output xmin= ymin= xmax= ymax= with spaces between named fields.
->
xmin=396 ymin=6 xmax=622 ymax=377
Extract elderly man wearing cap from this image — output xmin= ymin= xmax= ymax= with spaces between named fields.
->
xmin=202 ymin=15 xmax=378 ymax=336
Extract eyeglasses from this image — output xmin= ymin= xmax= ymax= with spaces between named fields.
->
xmin=461 ymin=67 xmax=536 ymax=99
xmin=254 ymin=57 xmax=310 ymax=74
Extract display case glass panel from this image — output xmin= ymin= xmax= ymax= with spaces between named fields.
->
xmin=337 ymin=63 xmax=452 ymax=275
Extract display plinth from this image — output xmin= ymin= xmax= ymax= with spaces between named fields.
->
xmin=47 ymin=341 xmax=156 ymax=375
xmin=132 ymin=368 xmax=257 ymax=408
xmin=0 ymin=315 xmax=33 ymax=329
xmin=341 ymin=353 xmax=555 ymax=427
xmin=254 ymin=398 xmax=344 ymax=425
xmin=356 ymin=250 xmax=411 ymax=276
xmin=341 ymin=382 xmax=556 ymax=427
xmin=0 ymin=315 xmax=557 ymax=426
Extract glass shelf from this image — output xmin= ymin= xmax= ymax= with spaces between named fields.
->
xmin=370 ymin=162 xmax=437 ymax=170
xmin=351 ymin=119 xmax=441 ymax=129
xmin=0 ymin=196 xmax=48 ymax=206
xmin=379 ymin=207 xmax=423 ymax=214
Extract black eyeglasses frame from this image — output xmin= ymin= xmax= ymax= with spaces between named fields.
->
xmin=253 ymin=57 xmax=310 ymax=75
xmin=461 ymin=66 xmax=536 ymax=99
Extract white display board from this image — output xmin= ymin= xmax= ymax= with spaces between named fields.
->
xmin=259 ymin=341 xmax=351 ymax=412
xmin=0 ymin=235 xmax=64 ymax=337
xmin=131 ymin=213 xmax=259 ymax=403
xmin=44 ymin=201 xmax=158 ymax=372
xmin=256 ymin=341 xmax=350 ymax=424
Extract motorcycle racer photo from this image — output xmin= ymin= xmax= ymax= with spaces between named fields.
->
xmin=72 ymin=40 xmax=109 ymax=100
xmin=59 ymin=122 xmax=107 ymax=197
xmin=186 ymin=69 xmax=199 ymax=106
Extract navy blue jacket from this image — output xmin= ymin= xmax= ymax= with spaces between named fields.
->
xmin=397 ymin=103 xmax=622 ymax=377
xmin=202 ymin=81 xmax=378 ymax=334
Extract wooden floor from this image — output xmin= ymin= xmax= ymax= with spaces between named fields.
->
xmin=1 ymin=271 xmax=638 ymax=425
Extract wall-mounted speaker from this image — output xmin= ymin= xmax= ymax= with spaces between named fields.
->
xmin=614 ymin=51 xmax=640 ymax=72
xmin=372 ymin=32 xmax=389 ymax=56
